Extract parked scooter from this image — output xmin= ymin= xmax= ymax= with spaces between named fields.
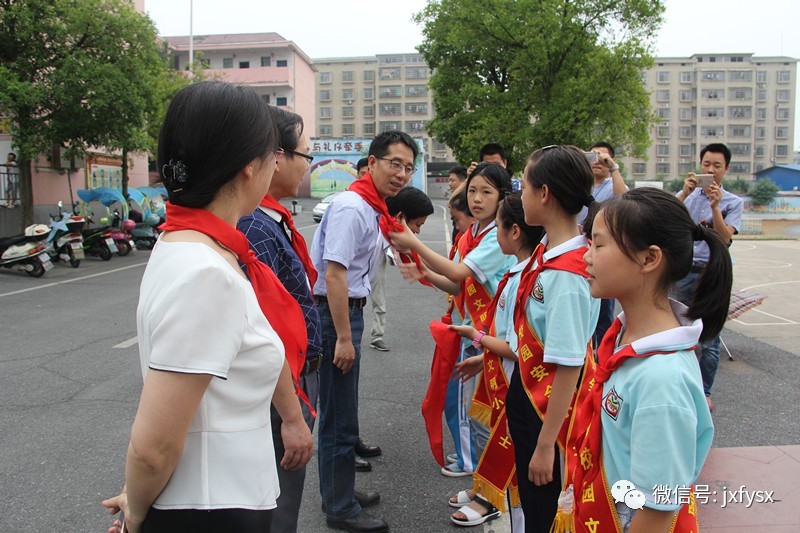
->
xmin=46 ymin=201 xmax=86 ymax=268
xmin=81 ymin=217 xmax=117 ymax=261
xmin=0 ymin=225 xmax=53 ymax=277
xmin=130 ymin=213 xmax=161 ymax=250
xmin=106 ymin=214 xmax=136 ymax=256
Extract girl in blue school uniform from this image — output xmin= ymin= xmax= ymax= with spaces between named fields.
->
xmin=392 ymin=162 xmax=516 ymax=478
xmin=564 ymin=187 xmax=730 ymax=533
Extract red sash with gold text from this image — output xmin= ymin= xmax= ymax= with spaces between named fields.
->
xmin=455 ymin=225 xmax=494 ymax=328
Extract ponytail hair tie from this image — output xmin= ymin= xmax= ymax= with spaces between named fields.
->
xmin=584 ymin=194 xmax=595 ymax=207
xmin=693 ymin=224 xmax=706 ymax=241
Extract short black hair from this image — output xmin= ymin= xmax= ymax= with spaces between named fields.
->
xmin=272 ymin=106 xmax=303 ymax=153
xmin=590 ymin=141 xmax=615 ymax=159
xmin=386 ymin=187 xmax=434 ymax=220
xmin=448 ymin=188 xmax=469 ymax=214
xmin=356 ymin=157 xmax=369 ymax=172
xmin=449 ymin=166 xmax=467 ymax=180
xmin=700 ymin=143 xmax=731 ymax=167
xmin=368 ymin=130 xmax=419 ymax=161
xmin=498 ymin=192 xmax=544 ymax=251
xmin=157 ymin=81 xmax=278 ymax=208
xmin=479 ymin=143 xmax=506 ymax=162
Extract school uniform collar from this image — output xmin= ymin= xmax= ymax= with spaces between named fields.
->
xmin=510 ymin=256 xmax=531 ymax=274
xmin=471 ymin=220 xmax=497 ymax=238
xmin=615 ymin=299 xmax=702 ymax=354
xmin=541 ymin=234 xmax=590 ymax=262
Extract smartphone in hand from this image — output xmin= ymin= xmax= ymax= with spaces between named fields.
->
xmin=696 ymin=174 xmax=714 ymax=188
xmin=584 ymin=151 xmax=599 ymax=164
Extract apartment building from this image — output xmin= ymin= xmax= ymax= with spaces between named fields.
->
xmin=164 ymin=33 xmax=316 ymax=136
xmin=313 ymin=53 xmax=454 ymax=162
xmin=633 ymin=53 xmax=797 ymax=180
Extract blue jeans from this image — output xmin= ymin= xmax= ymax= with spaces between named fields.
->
xmin=316 ymin=300 xmax=364 ymax=520
xmin=672 ymin=271 xmax=721 ymax=396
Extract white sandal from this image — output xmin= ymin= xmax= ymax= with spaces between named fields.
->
xmin=450 ymin=496 xmax=501 ymax=527
xmin=448 ymin=489 xmax=474 ymax=509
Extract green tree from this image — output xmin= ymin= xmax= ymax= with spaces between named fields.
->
xmin=749 ymin=178 xmax=780 ymax=206
xmin=723 ymin=176 xmax=750 ymax=195
xmin=415 ymin=0 xmax=664 ymax=166
xmin=0 ymin=0 xmax=175 ymax=227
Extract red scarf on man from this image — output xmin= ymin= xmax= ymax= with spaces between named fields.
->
xmin=161 ymin=202 xmax=315 ymax=415
xmin=259 ymin=195 xmax=318 ymax=288
xmin=348 ymin=172 xmax=431 ymax=286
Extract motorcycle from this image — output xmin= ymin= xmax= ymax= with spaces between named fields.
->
xmin=130 ymin=214 xmax=161 ymax=250
xmin=81 ymin=217 xmax=117 ymax=261
xmin=106 ymin=214 xmax=136 ymax=256
xmin=0 ymin=225 xmax=53 ymax=277
xmin=46 ymin=201 xmax=86 ymax=268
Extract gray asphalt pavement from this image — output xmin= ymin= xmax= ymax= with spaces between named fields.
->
xmin=1 ymin=198 xmax=798 ymax=532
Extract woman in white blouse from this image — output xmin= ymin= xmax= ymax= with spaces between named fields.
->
xmin=103 ymin=81 xmax=313 ymax=532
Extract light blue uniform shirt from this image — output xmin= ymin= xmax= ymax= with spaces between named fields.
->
xmin=311 ymin=191 xmax=382 ymax=299
xmin=601 ymin=300 xmax=714 ymax=512
xmin=523 ymin=235 xmax=600 ymax=367
xmin=680 ymin=187 xmax=743 ymax=263
xmin=495 ymin=257 xmax=530 ymax=378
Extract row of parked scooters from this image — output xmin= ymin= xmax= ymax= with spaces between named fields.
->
xmin=0 ymin=201 xmax=161 ymax=277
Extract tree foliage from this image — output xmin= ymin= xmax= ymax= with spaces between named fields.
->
xmin=0 ymin=0 xmax=184 ymax=226
xmin=749 ymin=178 xmax=780 ymax=206
xmin=415 ymin=0 xmax=664 ymax=168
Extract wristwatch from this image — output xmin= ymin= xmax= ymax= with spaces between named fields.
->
xmin=472 ymin=331 xmax=486 ymax=349
xmin=610 ymin=164 xmax=620 ymax=172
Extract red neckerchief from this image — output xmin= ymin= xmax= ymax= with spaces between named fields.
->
xmin=259 ymin=195 xmax=318 ymax=288
xmin=349 ymin=173 xmax=432 ymax=286
xmin=161 ymin=202 xmax=315 ymax=415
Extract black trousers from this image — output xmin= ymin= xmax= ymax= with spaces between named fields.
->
xmin=142 ymin=508 xmax=273 ymax=532
xmin=506 ymin=365 xmax=562 ymax=533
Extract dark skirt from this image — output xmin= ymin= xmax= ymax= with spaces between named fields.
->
xmin=141 ymin=507 xmax=273 ymax=532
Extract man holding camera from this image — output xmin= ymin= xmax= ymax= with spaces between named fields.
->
xmin=674 ymin=143 xmax=743 ymax=412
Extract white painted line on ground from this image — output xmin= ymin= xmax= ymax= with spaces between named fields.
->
xmin=436 ymin=204 xmax=451 ymax=250
xmin=734 ymin=259 xmax=793 ymax=269
xmin=296 ymin=223 xmax=319 ymax=231
xmin=741 ymin=280 xmax=800 ymax=291
xmin=113 ymin=337 xmax=139 ymax=349
xmin=731 ymin=242 xmax=757 ymax=252
xmin=0 ymin=262 xmax=148 ymax=299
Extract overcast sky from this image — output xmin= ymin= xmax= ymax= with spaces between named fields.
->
xmin=145 ymin=0 xmax=800 ymax=148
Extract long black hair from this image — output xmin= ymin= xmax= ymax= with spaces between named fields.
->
xmin=498 ymin=192 xmax=544 ymax=252
xmin=525 ymin=145 xmax=593 ymax=215
xmin=157 ymin=81 xmax=278 ymax=208
xmin=464 ymin=162 xmax=512 ymax=217
xmin=594 ymin=187 xmax=733 ymax=342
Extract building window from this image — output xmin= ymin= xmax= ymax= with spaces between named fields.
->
xmin=656 ymin=163 xmax=670 ymax=175
xmin=238 ymin=61 xmax=249 ymax=69
xmin=276 ymin=59 xmax=288 ymax=67
xmin=319 ymin=107 xmax=332 ymax=119
xmin=363 ymin=123 xmax=375 ymax=135
xmin=776 ymin=127 xmax=788 ymax=139
xmin=776 ymin=90 xmax=790 ymax=101
xmin=379 ymin=103 xmax=401 ymax=116
xmin=320 ymin=72 xmax=331 ymax=84
xmin=276 ymin=97 xmax=287 ymax=106
xmin=757 ymin=71 xmax=768 ymax=82
xmin=363 ymin=87 xmax=374 ymax=100
xmin=342 ymin=71 xmax=354 ymax=83
xmin=757 ymin=89 xmax=767 ymax=101
xmin=405 ymin=103 xmax=428 ymax=115
xmin=729 ymin=88 xmax=752 ymax=100
xmin=757 ymin=108 xmax=767 ymax=120
xmin=679 ymin=163 xmax=693 ymax=175
xmin=778 ymin=70 xmax=791 ymax=83
xmin=657 ymin=71 xmax=671 ymax=83
xmin=363 ymin=70 xmax=375 ymax=82
xmin=656 ymin=144 xmax=670 ymax=156
xmin=633 ymin=163 xmax=646 ymax=174
xmin=701 ymin=107 xmax=724 ymax=118
xmin=261 ymin=56 xmax=271 ymax=67
xmin=679 ymin=126 xmax=693 ymax=138
xmin=729 ymin=143 xmax=751 ymax=156
xmin=379 ymin=121 xmax=401 ymax=132
xmin=679 ymin=90 xmax=694 ymax=102
xmin=657 ymin=126 xmax=670 ymax=138
xmin=363 ymin=105 xmax=375 ymax=117
xmin=341 ymin=88 xmax=354 ymax=101
xmin=728 ymin=125 xmax=751 ymax=137
xmin=730 ymin=162 xmax=750 ymax=174
xmin=729 ymin=71 xmax=753 ymax=82
xmin=701 ymin=89 xmax=723 ymax=100
xmin=342 ymin=124 xmax=354 ymax=136
xmin=701 ymin=126 xmax=724 ymax=137
xmin=755 ymin=163 xmax=765 ymax=172
xmin=342 ymin=106 xmax=354 ymax=118
xmin=380 ymin=67 xmax=401 ymax=80
xmin=223 ymin=57 xmax=233 ymax=68
xmin=319 ymin=89 xmax=331 ymax=101
xmin=680 ymin=71 xmax=693 ymax=84
xmin=729 ymin=106 xmax=752 ymax=119
xmin=656 ymin=90 xmax=670 ymax=102
xmin=730 ymin=56 xmax=744 ymax=62
xmin=755 ymin=145 xmax=766 ymax=157
xmin=701 ymin=71 xmax=725 ymax=81
xmin=776 ymin=145 xmax=788 ymax=157
xmin=405 ymin=120 xmax=426 ymax=132
xmin=679 ymin=108 xmax=693 ymax=120
xmin=406 ymin=85 xmax=428 ymax=97
xmin=406 ymin=67 xmax=428 ymax=79
xmin=756 ymin=127 xmax=766 ymax=139
xmin=776 ymin=108 xmax=790 ymax=120
xmin=319 ymin=125 xmax=332 ymax=136
xmin=380 ymin=86 xmax=402 ymax=98
xmin=680 ymin=144 xmax=693 ymax=157
xmin=657 ymin=108 xmax=671 ymax=119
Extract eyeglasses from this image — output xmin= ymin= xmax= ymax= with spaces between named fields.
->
xmin=274 ymin=147 xmax=285 ymax=160
xmin=284 ymin=147 xmax=314 ymax=164
xmin=378 ymin=157 xmax=416 ymax=176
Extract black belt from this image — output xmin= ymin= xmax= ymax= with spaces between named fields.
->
xmin=690 ymin=261 xmax=707 ymax=273
xmin=315 ymin=295 xmax=367 ymax=310
xmin=302 ymin=356 xmax=321 ymax=375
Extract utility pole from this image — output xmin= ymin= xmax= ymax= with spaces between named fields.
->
xmin=188 ymin=0 xmax=194 ymax=79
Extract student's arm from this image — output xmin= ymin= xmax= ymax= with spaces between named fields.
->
xmin=271 ymin=360 xmax=313 ymax=470
xmin=529 ymin=365 xmax=582 ymax=485
xmin=391 ymin=223 xmax=473 ymax=283
xmin=628 ymin=507 xmax=677 ymax=533
xmin=450 ymin=324 xmax=516 ymax=360
xmin=325 ymin=261 xmax=355 ymax=374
